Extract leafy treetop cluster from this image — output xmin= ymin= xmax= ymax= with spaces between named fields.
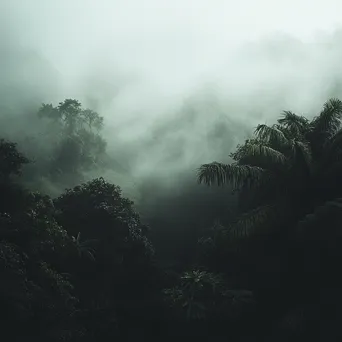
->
xmin=3 ymin=97 xmax=342 ymax=341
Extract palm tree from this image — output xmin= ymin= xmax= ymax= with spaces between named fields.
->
xmin=72 ymin=232 xmax=97 ymax=261
xmin=197 ymin=98 xmax=342 ymax=236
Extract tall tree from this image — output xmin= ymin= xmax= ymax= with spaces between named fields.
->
xmin=36 ymin=99 xmax=106 ymax=184
xmin=197 ymin=98 xmax=342 ymax=236
xmin=197 ymin=98 xmax=342 ymax=340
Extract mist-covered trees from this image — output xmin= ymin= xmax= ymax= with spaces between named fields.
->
xmin=0 ymin=143 xmax=78 ymax=340
xmin=54 ymin=177 xmax=155 ymax=300
xmin=0 ymin=138 xmax=29 ymax=179
xmin=20 ymin=99 xmax=107 ymax=192
xmin=197 ymin=98 xmax=342 ymax=340
xmin=4 ymin=97 xmax=342 ymax=341
xmin=0 ymin=139 xmax=158 ymax=341
xmin=38 ymin=99 xmax=106 ymax=178
xmin=0 ymin=139 xmax=30 ymax=215
xmin=198 ymin=98 xmax=342 ymax=236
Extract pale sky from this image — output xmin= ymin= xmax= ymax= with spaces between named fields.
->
xmin=3 ymin=0 xmax=341 ymax=78
xmin=2 ymin=0 xmax=342 ymax=183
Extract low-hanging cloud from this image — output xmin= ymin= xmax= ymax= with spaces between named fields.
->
xmin=2 ymin=0 xmax=342 ymax=262
xmin=2 ymin=0 xmax=342 ymax=186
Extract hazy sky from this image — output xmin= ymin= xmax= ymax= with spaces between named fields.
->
xmin=2 ymin=0 xmax=342 ymax=185
xmin=3 ymin=0 xmax=341 ymax=88
xmin=3 ymin=0 xmax=342 ymax=262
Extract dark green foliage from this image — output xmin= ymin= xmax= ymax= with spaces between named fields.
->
xmin=198 ymin=98 xmax=342 ymax=236
xmin=21 ymin=99 xmax=107 ymax=190
xmin=39 ymin=99 xmax=106 ymax=177
xmin=4 ymin=96 xmax=342 ymax=341
xmin=0 ymin=139 xmax=31 ymax=215
xmin=0 ymin=141 xmax=157 ymax=341
xmin=54 ymin=177 xmax=155 ymax=267
xmin=0 ymin=138 xmax=29 ymax=178
xmin=53 ymin=177 xmax=159 ymax=340
xmin=0 ymin=191 xmax=78 ymax=341
xmin=197 ymin=98 xmax=342 ymax=340
xmin=164 ymin=270 xmax=255 ymax=320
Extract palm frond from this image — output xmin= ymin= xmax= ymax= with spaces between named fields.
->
xmin=323 ymin=128 xmax=342 ymax=159
xmin=277 ymin=111 xmax=309 ymax=138
xmin=197 ymin=162 xmax=266 ymax=188
xmin=230 ymin=204 xmax=276 ymax=237
xmin=83 ymin=248 xmax=96 ymax=261
xmin=291 ymin=140 xmax=312 ymax=174
xmin=230 ymin=138 xmax=288 ymax=171
xmin=255 ymin=124 xmax=289 ymax=146
xmin=310 ymin=98 xmax=342 ymax=138
xmin=242 ymin=141 xmax=288 ymax=165
xmin=230 ymin=139 xmax=256 ymax=162
xmin=72 ymin=232 xmax=98 ymax=261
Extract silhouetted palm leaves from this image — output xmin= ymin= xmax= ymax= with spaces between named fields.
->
xmin=198 ymin=163 xmax=266 ymax=188
xmin=71 ymin=232 xmax=97 ymax=261
xmin=198 ymin=98 xmax=342 ymax=236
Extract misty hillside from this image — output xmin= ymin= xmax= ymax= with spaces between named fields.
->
xmin=2 ymin=1 xmax=342 ymax=341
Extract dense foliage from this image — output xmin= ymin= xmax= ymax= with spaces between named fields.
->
xmin=18 ymin=99 xmax=107 ymax=192
xmin=2 ymin=98 xmax=342 ymax=341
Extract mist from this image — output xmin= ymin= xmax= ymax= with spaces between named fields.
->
xmin=2 ymin=0 xmax=342 ymax=262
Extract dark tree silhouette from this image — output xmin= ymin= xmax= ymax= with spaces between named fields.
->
xmin=4 ymin=97 xmax=342 ymax=341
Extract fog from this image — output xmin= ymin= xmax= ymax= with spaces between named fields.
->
xmin=1 ymin=0 xmax=342 ymax=261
